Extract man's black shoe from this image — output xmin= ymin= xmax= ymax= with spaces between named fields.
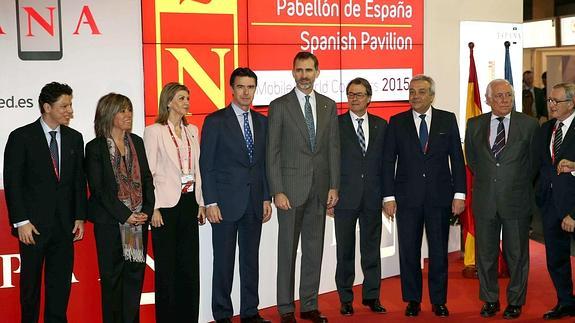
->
xmin=339 ymin=302 xmax=353 ymax=316
xmin=543 ymin=304 xmax=575 ymax=320
xmin=503 ymin=305 xmax=522 ymax=320
xmin=362 ymin=299 xmax=386 ymax=313
xmin=432 ymin=304 xmax=449 ymax=317
xmin=480 ymin=301 xmax=500 ymax=317
xmin=241 ymin=313 xmax=271 ymax=323
xmin=405 ymin=301 xmax=421 ymax=317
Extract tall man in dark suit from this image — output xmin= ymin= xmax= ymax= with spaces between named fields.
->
xmin=200 ymin=68 xmax=272 ymax=323
xmin=3 ymin=82 xmax=87 ymax=323
xmin=534 ymin=82 xmax=575 ymax=320
xmin=383 ymin=74 xmax=466 ymax=317
xmin=333 ymin=78 xmax=387 ymax=316
xmin=267 ymin=51 xmax=340 ymax=323
xmin=465 ymin=79 xmax=539 ymax=320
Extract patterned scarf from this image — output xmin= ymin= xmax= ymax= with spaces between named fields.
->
xmin=107 ymin=134 xmax=145 ymax=262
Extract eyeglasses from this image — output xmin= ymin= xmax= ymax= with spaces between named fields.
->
xmin=492 ymin=92 xmax=513 ymax=101
xmin=547 ymin=98 xmax=571 ymax=105
xmin=347 ymin=92 xmax=368 ymax=99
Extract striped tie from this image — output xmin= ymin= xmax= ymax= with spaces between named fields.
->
xmin=304 ymin=95 xmax=316 ymax=151
xmin=356 ymin=118 xmax=366 ymax=156
xmin=492 ymin=117 xmax=506 ymax=158
xmin=553 ymin=122 xmax=563 ymax=163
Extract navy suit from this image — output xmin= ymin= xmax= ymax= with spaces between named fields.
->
xmin=535 ymin=118 xmax=575 ymax=307
xmin=200 ymin=105 xmax=269 ymax=320
xmin=383 ymin=108 xmax=466 ymax=305
xmin=334 ymin=112 xmax=387 ymax=303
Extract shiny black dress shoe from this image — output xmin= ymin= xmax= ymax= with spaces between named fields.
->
xmin=432 ymin=304 xmax=449 ymax=317
xmin=215 ymin=319 xmax=232 ymax=323
xmin=503 ymin=305 xmax=522 ymax=319
xmin=480 ymin=301 xmax=500 ymax=317
xmin=362 ymin=299 xmax=386 ymax=313
xmin=300 ymin=310 xmax=328 ymax=323
xmin=543 ymin=304 xmax=575 ymax=320
xmin=340 ymin=302 xmax=353 ymax=316
xmin=280 ymin=312 xmax=297 ymax=323
xmin=405 ymin=301 xmax=421 ymax=317
xmin=241 ymin=313 xmax=272 ymax=323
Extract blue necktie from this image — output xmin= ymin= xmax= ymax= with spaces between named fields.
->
xmin=419 ymin=114 xmax=428 ymax=152
xmin=356 ymin=118 xmax=366 ymax=156
xmin=49 ymin=131 xmax=59 ymax=178
xmin=304 ymin=95 xmax=316 ymax=151
xmin=492 ymin=117 xmax=506 ymax=158
xmin=243 ymin=112 xmax=254 ymax=163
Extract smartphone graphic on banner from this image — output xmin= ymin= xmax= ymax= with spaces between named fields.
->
xmin=15 ymin=0 xmax=63 ymax=60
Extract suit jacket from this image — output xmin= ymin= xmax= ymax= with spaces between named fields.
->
xmin=382 ymin=107 xmax=466 ymax=208
xmin=535 ymin=118 xmax=575 ymax=219
xmin=465 ymin=110 xmax=539 ymax=219
xmin=143 ymin=123 xmax=204 ymax=208
xmin=85 ymin=134 xmax=155 ymax=224
xmin=267 ymin=89 xmax=340 ymax=207
xmin=200 ymin=105 xmax=270 ymax=222
xmin=3 ymin=118 xmax=87 ymax=234
xmin=336 ymin=111 xmax=387 ymax=210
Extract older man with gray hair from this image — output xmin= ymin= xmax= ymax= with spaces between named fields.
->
xmin=465 ymin=79 xmax=539 ymax=320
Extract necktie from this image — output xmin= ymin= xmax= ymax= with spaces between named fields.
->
xmin=419 ymin=114 xmax=428 ymax=152
xmin=304 ymin=95 xmax=316 ymax=151
xmin=49 ymin=131 xmax=59 ymax=179
xmin=243 ymin=112 xmax=254 ymax=163
xmin=553 ymin=122 xmax=563 ymax=163
xmin=356 ymin=118 xmax=366 ymax=156
xmin=492 ymin=117 xmax=506 ymax=158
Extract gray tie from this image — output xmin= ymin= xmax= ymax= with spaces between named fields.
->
xmin=304 ymin=95 xmax=316 ymax=151
xmin=49 ymin=131 xmax=59 ymax=179
xmin=357 ymin=118 xmax=366 ymax=155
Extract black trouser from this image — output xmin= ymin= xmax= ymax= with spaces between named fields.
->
xmin=152 ymin=193 xmax=199 ymax=323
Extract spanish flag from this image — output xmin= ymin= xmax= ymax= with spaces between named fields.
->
xmin=462 ymin=42 xmax=481 ymax=268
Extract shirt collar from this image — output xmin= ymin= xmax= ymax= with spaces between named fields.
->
xmin=40 ymin=116 xmax=60 ymax=134
xmin=491 ymin=112 xmax=511 ymax=121
xmin=557 ymin=110 xmax=575 ymax=129
xmin=412 ymin=106 xmax=432 ymax=119
xmin=295 ymin=87 xmax=315 ymax=102
xmin=231 ymin=102 xmax=250 ymax=116
xmin=349 ymin=110 xmax=367 ymax=121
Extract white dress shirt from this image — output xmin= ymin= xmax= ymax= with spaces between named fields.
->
xmin=294 ymin=87 xmax=317 ymax=130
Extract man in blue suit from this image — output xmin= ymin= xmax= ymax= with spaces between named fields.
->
xmin=535 ymin=82 xmax=575 ymax=320
xmin=383 ymin=75 xmax=466 ymax=317
xmin=200 ymin=67 xmax=272 ymax=323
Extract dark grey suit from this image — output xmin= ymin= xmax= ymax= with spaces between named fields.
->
xmin=334 ymin=112 xmax=387 ymax=303
xmin=267 ymin=88 xmax=340 ymax=314
xmin=465 ymin=110 xmax=538 ymax=306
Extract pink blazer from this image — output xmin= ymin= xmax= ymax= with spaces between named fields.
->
xmin=143 ymin=122 xmax=204 ymax=209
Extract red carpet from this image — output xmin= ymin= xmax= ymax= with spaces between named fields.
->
xmin=250 ymin=240 xmax=575 ymax=322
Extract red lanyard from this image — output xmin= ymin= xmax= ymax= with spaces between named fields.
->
xmin=167 ymin=124 xmax=192 ymax=174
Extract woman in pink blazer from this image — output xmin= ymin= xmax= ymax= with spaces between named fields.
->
xmin=143 ymin=82 xmax=205 ymax=323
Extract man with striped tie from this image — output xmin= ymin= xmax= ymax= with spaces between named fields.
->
xmin=465 ymin=79 xmax=539 ymax=320
xmin=534 ymin=83 xmax=575 ymax=320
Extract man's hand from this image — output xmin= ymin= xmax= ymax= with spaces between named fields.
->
xmin=557 ymin=159 xmax=575 ymax=174
xmin=274 ymin=193 xmax=291 ymax=210
xmin=262 ymin=201 xmax=272 ymax=223
xmin=151 ymin=209 xmax=164 ymax=228
xmin=561 ymin=215 xmax=575 ymax=232
xmin=198 ymin=206 xmax=206 ymax=225
xmin=383 ymin=201 xmax=396 ymax=220
xmin=452 ymin=199 xmax=465 ymax=215
xmin=326 ymin=189 xmax=339 ymax=208
xmin=18 ymin=222 xmax=40 ymax=245
xmin=72 ymin=220 xmax=84 ymax=242
xmin=206 ymin=205 xmax=223 ymax=224
xmin=126 ymin=213 xmax=147 ymax=225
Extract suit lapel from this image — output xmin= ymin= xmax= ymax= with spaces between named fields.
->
xmin=404 ymin=110 xmax=423 ymax=154
xmin=477 ymin=113 xmax=496 ymax=162
xmin=427 ymin=107 xmax=441 ymax=153
xmin=557 ymin=118 xmax=575 ymax=161
xmin=503 ymin=111 xmax=520 ymax=156
xmin=343 ymin=112 xmax=363 ymax=156
xmin=252 ymin=112 xmax=266 ymax=163
xmin=315 ymin=92 xmax=329 ymax=144
xmin=285 ymin=90 xmax=311 ymax=145
xmin=366 ymin=113 xmax=379 ymax=156
xmin=59 ymin=126 xmax=70 ymax=181
xmin=33 ymin=119 xmax=60 ymax=182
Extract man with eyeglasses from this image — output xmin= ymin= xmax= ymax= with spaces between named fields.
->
xmin=331 ymin=78 xmax=387 ymax=316
xmin=465 ymin=79 xmax=539 ymax=320
xmin=534 ymin=82 xmax=575 ymax=320
xmin=382 ymin=74 xmax=466 ymax=317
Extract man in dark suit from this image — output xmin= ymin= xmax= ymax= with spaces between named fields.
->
xmin=200 ymin=67 xmax=271 ymax=323
xmin=3 ymin=82 xmax=87 ymax=323
xmin=534 ymin=82 xmax=575 ymax=320
xmin=523 ymin=70 xmax=548 ymax=123
xmin=333 ymin=78 xmax=387 ymax=316
xmin=267 ymin=51 xmax=340 ymax=323
xmin=465 ymin=79 xmax=539 ymax=320
xmin=383 ymin=74 xmax=466 ymax=317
